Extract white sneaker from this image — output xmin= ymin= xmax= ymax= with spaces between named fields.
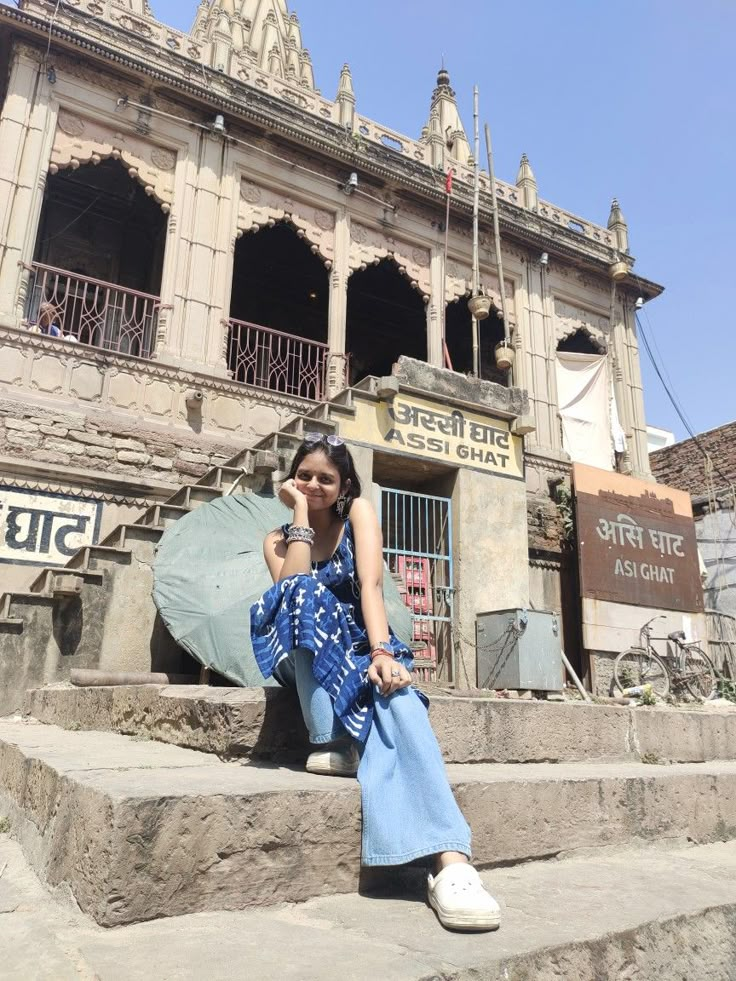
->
xmin=427 ymin=863 xmax=501 ymax=932
xmin=305 ymin=743 xmax=359 ymax=777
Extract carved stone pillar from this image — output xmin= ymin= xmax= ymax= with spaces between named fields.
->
xmin=0 ymin=50 xmax=57 ymax=328
xmin=613 ymin=297 xmax=651 ymax=478
xmin=167 ymin=130 xmax=231 ymax=376
xmin=522 ymin=259 xmax=561 ymax=455
xmin=427 ymin=246 xmax=444 ymax=368
xmin=326 ymin=210 xmax=350 ymax=396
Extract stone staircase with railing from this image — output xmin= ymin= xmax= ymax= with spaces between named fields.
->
xmin=0 ymin=384 xmax=359 ymax=714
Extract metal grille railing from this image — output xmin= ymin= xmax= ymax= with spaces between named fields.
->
xmin=23 ymin=262 xmax=160 ymax=359
xmin=706 ymin=609 xmax=736 ymax=679
xmin=380 ymin=488 xmax=455 ymax=684
xmin=227 ymin=317 xmax=328 ymax=401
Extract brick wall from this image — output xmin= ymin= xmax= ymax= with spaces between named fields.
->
xmin=0 ymin=398 xmax=246 ymax=484
xmin=650 ymin=420 xmax=736 ymax=497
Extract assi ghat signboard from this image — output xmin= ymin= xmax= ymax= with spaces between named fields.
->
xmin=574 ymin=463 xmax=703 ymax=613
xmin=339 ymin=392 xmax=524 ymax=480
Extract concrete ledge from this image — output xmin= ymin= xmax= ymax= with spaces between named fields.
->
xmin=2 ymin=720 xmax=736 ymax=926
xmin=23 ymin=684 xmax=736 ymax=765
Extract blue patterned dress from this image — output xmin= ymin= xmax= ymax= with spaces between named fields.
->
xmin=250 ymin=520 xmax=414 ymax=742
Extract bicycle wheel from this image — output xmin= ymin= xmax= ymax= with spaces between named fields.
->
xmin=681 ymin=646 xmax=717 ymax=700
xmin=614 ymin=647 xmax=670 ymax=698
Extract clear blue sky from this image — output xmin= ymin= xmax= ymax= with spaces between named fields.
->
xmin=10 ymin=0 xmax=735 ymax=440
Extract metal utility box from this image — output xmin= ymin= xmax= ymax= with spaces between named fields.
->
xmin=476 ymin=609 xmax=563 ymax=691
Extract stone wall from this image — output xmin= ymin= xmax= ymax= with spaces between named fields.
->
xmin=650 ymin=420 xmax=736 ymax=497
xmin=0 ymin=398 xmax=243 ymax=485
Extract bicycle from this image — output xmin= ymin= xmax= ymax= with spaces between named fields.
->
xmin=613 ymin=615 xmax=718 ymax=700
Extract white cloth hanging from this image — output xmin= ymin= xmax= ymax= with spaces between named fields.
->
xmin=555 ymin=352 xmax=615 ymax=470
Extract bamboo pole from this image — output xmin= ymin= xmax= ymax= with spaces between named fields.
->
xmin=483 ymin=122 xmax=511 ymax=348
xmin=471 ymin=86 xmax=481 ymax=377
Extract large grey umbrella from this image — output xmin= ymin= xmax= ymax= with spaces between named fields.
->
xmin=153 ymin=493 xmax=412 ymax=687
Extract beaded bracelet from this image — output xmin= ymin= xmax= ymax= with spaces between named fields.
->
xmin=286 ymin=525 xmax=315 ymax=546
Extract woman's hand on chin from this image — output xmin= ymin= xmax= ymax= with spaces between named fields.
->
xmin=368 ymin=654 xmax=412 ymax=696
xmin=279 ymin=478 xmax=308 ymax=512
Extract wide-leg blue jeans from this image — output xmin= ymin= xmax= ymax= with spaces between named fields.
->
xmin=273 ymin=647 xmax=471 ymax=866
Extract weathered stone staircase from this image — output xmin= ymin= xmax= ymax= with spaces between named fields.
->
xmin=1 ymin=689 xmax=736 ymax=978
xmin=2 ymin=374 xmax=736 ymax=977
xmin=0 ymin=383 xmax=360 ymax=713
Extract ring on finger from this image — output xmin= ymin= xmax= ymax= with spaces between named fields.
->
xmin=390 ymin=669 xmax=400 ymax=677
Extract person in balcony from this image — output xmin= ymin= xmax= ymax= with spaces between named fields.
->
xmin=250 ymin=434 xmax=501 ymax=933
xmin=28 ymin=302 xmax=62 ymax=337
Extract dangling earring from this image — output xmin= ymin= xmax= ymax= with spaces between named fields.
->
xmin=336 ymin=494 xmax=348 ymax=518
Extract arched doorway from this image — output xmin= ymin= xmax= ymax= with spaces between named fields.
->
xmin=229 ymin=222 xmax=329 ymax=399
xmin=557 ymin=328 xmax=605 ymax=355
xmin=445 ymin=297 xmax=508 ymax=385
xmin=29 ymin=158 xmax=168 ymax=356
xmin=346 ymin=258 xmax=426 ymax=385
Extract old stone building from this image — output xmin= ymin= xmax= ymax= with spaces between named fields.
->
xmin=0 ymin=0 xmax=664 ymax=696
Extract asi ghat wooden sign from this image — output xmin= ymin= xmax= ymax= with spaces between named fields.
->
xmin=574 ymin=464 xmax=703 ymax=613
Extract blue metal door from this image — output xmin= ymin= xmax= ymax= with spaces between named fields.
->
xmin=379 ymin=487 xmax=454 ymax=683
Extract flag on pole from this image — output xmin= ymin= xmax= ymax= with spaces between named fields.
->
xmin=445 ymin=168 xmax=453 ymax=195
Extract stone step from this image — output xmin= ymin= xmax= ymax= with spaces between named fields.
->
xmin=2 ymin=832 xmax=734 ymax=980
xmin=66 ymin=543 xmax=132 ymax=573
xmin=279 ymin=414 xmax=337 ymax=438
xmin=28 ymin=568 xmax=104 ymax=596
xmin=195 ymin=465 xmax=251 ymax=492
xmin=135 ymin=503 xmax=191 ymax=529
xmin=24 ymin=683 xmax=736 ymax=766
xmin=2 ymin=718 xmax=736 ymax=928
xmin=166 ymin=484 xmax=225 ymax=510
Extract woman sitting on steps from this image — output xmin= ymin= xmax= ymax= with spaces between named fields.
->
xmin=250 ymin=433 xmax=500 ymax=932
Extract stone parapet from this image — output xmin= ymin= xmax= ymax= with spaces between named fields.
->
xmin=393 ymin=356 xmax=529 ymax=419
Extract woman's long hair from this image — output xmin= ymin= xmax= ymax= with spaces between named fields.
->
xmin=287 ymin=438 xmax=362 ymax=516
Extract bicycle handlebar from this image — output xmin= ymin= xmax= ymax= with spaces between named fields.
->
xmin=639 ymin=614 xmax=666 ymax=639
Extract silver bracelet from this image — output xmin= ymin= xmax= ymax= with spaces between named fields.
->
xmin=286 ymin=525 xmax=315 ymax=546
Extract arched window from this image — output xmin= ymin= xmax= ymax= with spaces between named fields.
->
xmin=346 ymin=258 xmax=426 ymax=385
xmin=228 ymin=222 xmax=329 ymax=399
xmin=445 ymin=297 xmax=508 ymax=386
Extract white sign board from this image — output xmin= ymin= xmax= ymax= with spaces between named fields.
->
xmin=0 ymin=487 xmax=102 ymax=568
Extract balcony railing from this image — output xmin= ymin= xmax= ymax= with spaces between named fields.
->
xmin=227 ymin=317 xmax=328 ymax=401
xmin=23 ymin=262 xmax=160 ymax=360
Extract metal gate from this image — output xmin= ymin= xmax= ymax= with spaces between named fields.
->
xmin=379 ymin=487 xmax=454 ymax=683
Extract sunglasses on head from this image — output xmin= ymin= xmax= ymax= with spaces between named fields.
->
xmin=304 ymin=432 xmax=345 ymax=447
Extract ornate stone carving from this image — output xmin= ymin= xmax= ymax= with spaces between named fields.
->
xmin=350 ymin=223 xmax=368 ymax=245
xmin=150 ymin=148 xmax=176 ymax=171
xmin=348 ymin=224 xmax=431 ymax=296
xmin=412 ymin=247 xmax=430 ymax=268
xmin=240 ymin=181 xmax=263 ymax=203
xmin=57 ymin=111 xmax=85 ymax=137
xmin=49 ymin=110 xmax=176 ymax=205
xmin=313 ymin=209 xmax=335 ymax=231
xmin=554 ymin=298 xmax=610 ymax=343
xmin=237 ymin=179 xmax=335 ymax=264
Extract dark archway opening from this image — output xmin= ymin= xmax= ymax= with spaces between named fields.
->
xmin=34 ymin=158 xmax=166 ymax=293
xmin=229 ymin=222 xmax=329 ymax=399
xmin=29 ymin=159 xmax=167 ymax=355
xmin=445 ymin=298 xmax=508 ymax=386
xmin=557 ymin=329 xmax=604 ymax=355
xmin=346 ymin=258 xmax=426 ymax=385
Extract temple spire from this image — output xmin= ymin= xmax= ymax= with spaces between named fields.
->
xmin=193 ymin=1 xmax=316 ymax=90
xmin=608 ymin=198 xmax=629 ymax=253
xmin=423 ymin=67 xmax=471 ymax=166
xmin=336 ymin=63 xmax=356 ymax=129
xmin=516 ymin=153 xmax=538 ymax=210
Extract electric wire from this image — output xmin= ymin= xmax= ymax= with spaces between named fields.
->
xmin=637 ymin=309 xmax=736 ymax=600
